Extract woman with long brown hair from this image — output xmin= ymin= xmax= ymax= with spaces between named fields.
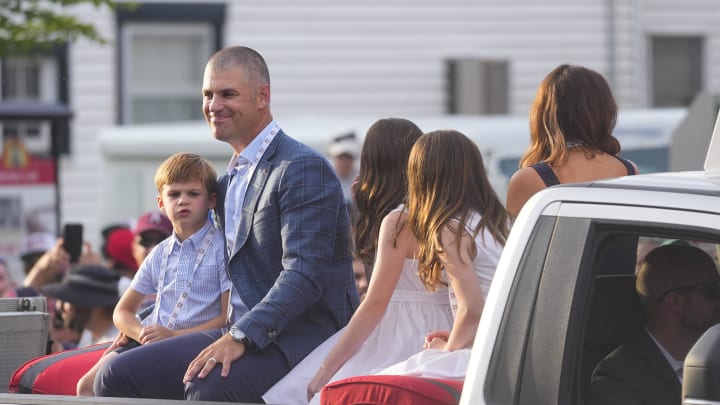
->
xmin=506 ymin=64 xmax=638 ymax=218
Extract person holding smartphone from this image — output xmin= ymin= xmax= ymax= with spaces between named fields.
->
xmin=20 ymin=232 xmax=78 ymax=296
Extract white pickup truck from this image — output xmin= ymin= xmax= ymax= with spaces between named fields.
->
xmin=459 ymin=118 xmax=720 ymax=404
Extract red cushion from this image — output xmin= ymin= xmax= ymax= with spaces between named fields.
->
xmin=8 ymin=342 xmax=109 ymax=395
xmin=320 ymin=374 xmax=464 ymax=405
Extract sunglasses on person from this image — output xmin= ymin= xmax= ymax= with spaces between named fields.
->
xmin=657 ymin=280 xmax=720 ymax=302
xmin=138 ymin=236 xmax=166 ymax=249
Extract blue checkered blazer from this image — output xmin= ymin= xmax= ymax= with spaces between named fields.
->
xmin=215 ymin=130 xmax=359 ymax=367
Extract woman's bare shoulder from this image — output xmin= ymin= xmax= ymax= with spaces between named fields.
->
xmin=508 ymin=167 xmax=547 ymax=195
xmin=506 ymin=167 xmax=547 ymax=217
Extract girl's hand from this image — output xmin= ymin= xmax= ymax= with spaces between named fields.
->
xmin=424 ymin=330 xmax=450 ymax=349
xmin=307 ymin=365 xmax=333 ymax=401
xmin=350 ymin=174 xmax=359 ymax=200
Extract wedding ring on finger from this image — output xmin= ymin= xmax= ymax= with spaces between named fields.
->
xmin=207 ymin=357 xmax=217 ymax=364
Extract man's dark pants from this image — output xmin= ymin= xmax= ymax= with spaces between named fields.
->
xmin=94 ymin=328 xmax=290 ymax=402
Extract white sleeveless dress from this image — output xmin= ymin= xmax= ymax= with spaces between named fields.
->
xmin=376 ymin=211 xmax=503 ymax=380
xmin=263 ymin=208 xmax=454 ymax=405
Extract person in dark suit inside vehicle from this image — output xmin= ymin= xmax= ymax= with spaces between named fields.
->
xmin=590 ymin=243 xmax=720 ymax=405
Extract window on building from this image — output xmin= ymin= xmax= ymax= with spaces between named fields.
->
xmin=446 ymin=59 xmax=509 ymax=115
xmin=117 ymin=3 xmax=225 ymax=125
xmin=0 ymin=52 xmax=64 ymax=154
xmin=650 ymin=36 xmax=703 ymax=107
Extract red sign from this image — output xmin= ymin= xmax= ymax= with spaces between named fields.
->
xmin=0 ymin=138 xmax=55 ymax=185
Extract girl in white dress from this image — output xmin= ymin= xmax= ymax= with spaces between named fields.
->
xmin=263 ymin=118 xmax=454 ymax=405
xmin=375 ymin=129 xmax=510 ymax=381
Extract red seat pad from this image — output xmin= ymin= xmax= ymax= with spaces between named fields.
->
xmin=8 ymin=342 xmax=110 ymax=395
xmin=320 ymin=374 xmax=464 ymax=405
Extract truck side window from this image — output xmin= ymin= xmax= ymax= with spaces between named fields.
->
xmin=580 ymin=231 xmax=720 ymax=403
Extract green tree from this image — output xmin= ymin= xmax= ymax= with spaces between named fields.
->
xmin=0 ymin=0 xmax=121 ymax=56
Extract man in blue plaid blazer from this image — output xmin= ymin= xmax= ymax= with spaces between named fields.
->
xmin=95 ymin=46 xmax=359 ymax=402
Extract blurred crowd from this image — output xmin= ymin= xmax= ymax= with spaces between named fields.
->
xmin=1 ymin=211 xmax=173 ymax=352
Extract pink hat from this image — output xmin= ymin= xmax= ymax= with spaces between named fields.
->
xmin=134 ymin=211 xmax=173 ymax=237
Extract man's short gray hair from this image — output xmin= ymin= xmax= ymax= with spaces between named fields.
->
xmin=207 ymin=46 xmax=270 ymax=86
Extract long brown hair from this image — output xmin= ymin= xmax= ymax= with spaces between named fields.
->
xmin=520 ymin=64 xmax=621 ymax=168
xmin=407 ymin=130 xmax=510 ymax=290
xmin=353 ymin=118 xmax=423 ymax=266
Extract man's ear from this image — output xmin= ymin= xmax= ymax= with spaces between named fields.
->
xmin=256 ymin=84 xmax=270 ymax=108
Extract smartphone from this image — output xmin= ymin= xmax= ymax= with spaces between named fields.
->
xmin=62 ymin=223 xmax=83 ymax=263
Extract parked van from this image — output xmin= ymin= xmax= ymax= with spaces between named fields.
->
xmin=97 ymin=108 xmax=689 ymax=226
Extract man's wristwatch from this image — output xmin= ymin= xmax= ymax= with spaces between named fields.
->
xmin=229 ymin=326 xmax=253 ymax=350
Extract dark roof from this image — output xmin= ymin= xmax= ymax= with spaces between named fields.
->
xmin=0 ymin=100 xmax=73 ymax=120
